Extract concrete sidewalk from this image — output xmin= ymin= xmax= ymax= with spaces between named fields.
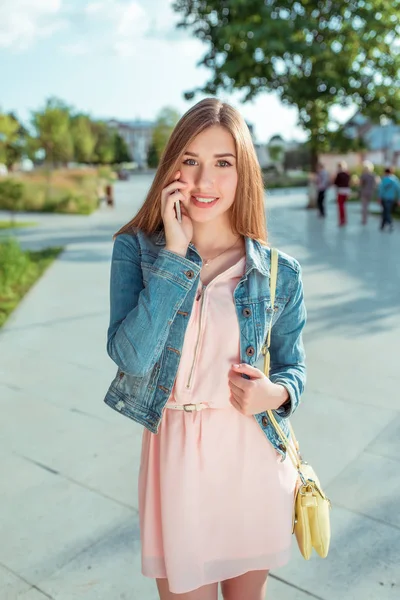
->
xmin=0 ymin=177 xmax=399 ymax=599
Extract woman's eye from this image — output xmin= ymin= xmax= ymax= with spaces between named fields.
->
xmin=182 ymin=158 xmax=232 ymax=167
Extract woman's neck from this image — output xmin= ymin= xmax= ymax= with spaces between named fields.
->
xmin=191 ymin=221 xmax=240 ymax=255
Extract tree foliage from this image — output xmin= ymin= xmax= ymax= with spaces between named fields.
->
xmin=31 ymin=98 xmax=74 ymax=166
xmin=90 ymin=121 xmax=115 ymax=164
xmin=28 ymin=98 xmax=131 ymax=166
xmin=151 ymin=107 xmax=181 ymax=161
xmin=0 ymin=113 xmax=26 ymax=170
xmin=113 ymin=133 xmax=132 ymax=164
xmin=173 ymin=0 xmax=400 ymax=165
xmin=147 ymin=142 xmax=159 ymax=168
xmin=70 ymin=114 xmax=96 ymax=163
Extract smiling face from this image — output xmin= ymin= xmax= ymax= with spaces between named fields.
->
xmin=179 ymin=125 xmax=238 ymax=225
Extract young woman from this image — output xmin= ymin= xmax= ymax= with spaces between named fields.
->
xmin=333 ymin=161 xmax=351 ymax=226
xmin=104 ymin=98 xmax=307 ymax=600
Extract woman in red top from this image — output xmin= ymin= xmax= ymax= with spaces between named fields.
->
xmin=334 ymin=162 xmax=351 ymax=226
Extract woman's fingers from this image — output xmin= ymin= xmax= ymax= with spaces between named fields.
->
xmin=229 ymin=394 xmax=244 ymax=414
xmin=160 ymin=183 xmax=187 ymax=216
xmin=162 ymin=190 xmax=186 ymax=218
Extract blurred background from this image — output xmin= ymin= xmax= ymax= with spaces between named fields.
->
xmin=1 ymin=1 xmax=399 ymax=599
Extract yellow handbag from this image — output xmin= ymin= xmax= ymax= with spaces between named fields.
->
xmin=262 ymin=248 xmax=331 ymax=560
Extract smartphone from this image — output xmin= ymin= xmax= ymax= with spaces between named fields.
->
xmin=174 ymin=192 xmax=182 ymax=223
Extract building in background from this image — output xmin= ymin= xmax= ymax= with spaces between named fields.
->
xmin=247 ymin=122 xmax=301 ymax=171
xmin=107 ymin=119 xmax=155 ymax=168
xmin=342 ymin=113 xmax=400 ymax=166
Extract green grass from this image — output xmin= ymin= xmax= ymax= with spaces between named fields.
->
xmin=0 ymin=221 xmax=37 ymax=229
xmin=0 ymin=238 xmax=63 ymax=328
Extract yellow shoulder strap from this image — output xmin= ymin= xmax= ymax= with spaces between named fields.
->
xmin=263 ymin=248 xmax=301 ymax=470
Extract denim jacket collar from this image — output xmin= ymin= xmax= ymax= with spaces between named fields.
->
xmin=154 ymin=229 xmax=269 ymax=278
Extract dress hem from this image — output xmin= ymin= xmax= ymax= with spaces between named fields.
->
xmin=141 ymin=547 xmax=292 ymax=594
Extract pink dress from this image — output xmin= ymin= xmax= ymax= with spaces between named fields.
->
xmin=138 ymin=256 xmax=297 ymax=594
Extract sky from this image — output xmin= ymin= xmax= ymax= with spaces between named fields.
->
xmin=0 ymin=0 xmax=350 ymax=144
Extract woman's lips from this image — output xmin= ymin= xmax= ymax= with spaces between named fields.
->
xmin=190 ymin=195 xmax=219 ymax=209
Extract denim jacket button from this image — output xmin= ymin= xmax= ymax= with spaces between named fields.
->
xmin=262 ymin=416 xmax=268 ymax=427
xmin=246 ymin=346 xmax=255 ymax=357
xmin=242 ymin=308 xmax=252 ymax=317
xmin=185 ymin=270 xmax=195 ymax=279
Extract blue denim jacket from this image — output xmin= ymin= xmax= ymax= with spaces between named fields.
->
xmin=378 ymin=175 xmax=400 ymax=202
xmin=104 ymin=229 xmax=306 ymax=459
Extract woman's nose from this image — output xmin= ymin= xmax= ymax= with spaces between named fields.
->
xmin=194 ymin=165 xmax=214 ymax=188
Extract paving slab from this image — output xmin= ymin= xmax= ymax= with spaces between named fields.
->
xmin=327 ymin=451 xmax=400 ymax=528
xmin=366 ymin=414 xmax=400 ymax=460
xmin=0 ymin=387 xmax=141 ymax=510
xmin=276 ymin=506 xmax=399 ymax=600
xmin=290 ymin=390 xmax=396 ymax=487
xmin=0 ymin=451 xmax=133 ymax=585
xmin=27 ymin=519 xmax=157 ymax=600
xmin=17 ymin=589 xmax=52 ymax=600
xmin=0 ymin=565 xmax=31 ymax=599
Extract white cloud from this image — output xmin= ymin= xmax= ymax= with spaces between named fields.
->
xmin=0 ymin=0 xmax=66 ymax=51
xmin=82 ymin=0 xmax=146 ymax=57
xmin=61 ymin=40 xmax=91 ymax=56
xmin=0 ymin=0 xmax=192 ymax=59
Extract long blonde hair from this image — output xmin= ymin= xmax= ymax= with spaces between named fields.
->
xmin=115 ymin=98 xmax=267 ymax=242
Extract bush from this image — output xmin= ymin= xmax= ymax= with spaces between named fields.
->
xmin=0 ymin=179 xmax=24 ymax=212
xmin=0 ymin=168 xmax=101 ymax=214
xmin=53 ymin=193 xmax=94 ymax=215
xmin=97 ymin=165 xmax=116 ymax=181
xmin=263 ymin=173 xmax=309 ymax=189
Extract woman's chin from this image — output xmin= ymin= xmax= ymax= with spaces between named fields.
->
xmin=187 ymin=204 xmax=231 ymax=224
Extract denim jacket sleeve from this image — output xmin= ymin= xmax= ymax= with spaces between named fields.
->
xmin=269 ymin=265 xmax=307 ymax=418
xmin=107 ymin=234 xmax=201 ymax=376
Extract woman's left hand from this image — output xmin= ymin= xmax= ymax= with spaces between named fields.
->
xmin=228 ymin=363 xmax=289 ymax=415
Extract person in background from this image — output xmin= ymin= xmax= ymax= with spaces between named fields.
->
xmin=316 ymin=162 xmax=330 ymax=218
xmin=359 ymin=161 xmax=377 ymax=225
xmin=333 ymin=161 xmax=351 ymax=227
xmin=105 ymin=183 xmax=114 ymax=207
xmin=378 ymin=167 xmax=400 ymax=232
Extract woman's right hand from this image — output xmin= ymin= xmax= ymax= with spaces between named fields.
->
xmin=161 ymin=171 xmax=193 ymax=256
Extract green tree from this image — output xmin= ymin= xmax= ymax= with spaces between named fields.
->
xmin=152 ymin=107 xmax=180 ymax=160
xmin=31 ymin=98 xmax=74 ymax=166
xmin=113 ymin=133 xmax=131 ymax=164
xmin=324 ymin=128 xmax=367 ymax=154
xmin=0 ymin=113 xmax=26 ymax=170
xmin=173 ymin=0 xmax=400 ymax=169
xmin=70 ymin=114 xmax=96 ymax=163
xmin=91 ymin=121 xmax=115 ymax=164
xmin=147 ymin=142 xmax=159 ymax=168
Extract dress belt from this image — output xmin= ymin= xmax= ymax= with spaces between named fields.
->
xmin=166 ymin=403 xmax=209 ymax=412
